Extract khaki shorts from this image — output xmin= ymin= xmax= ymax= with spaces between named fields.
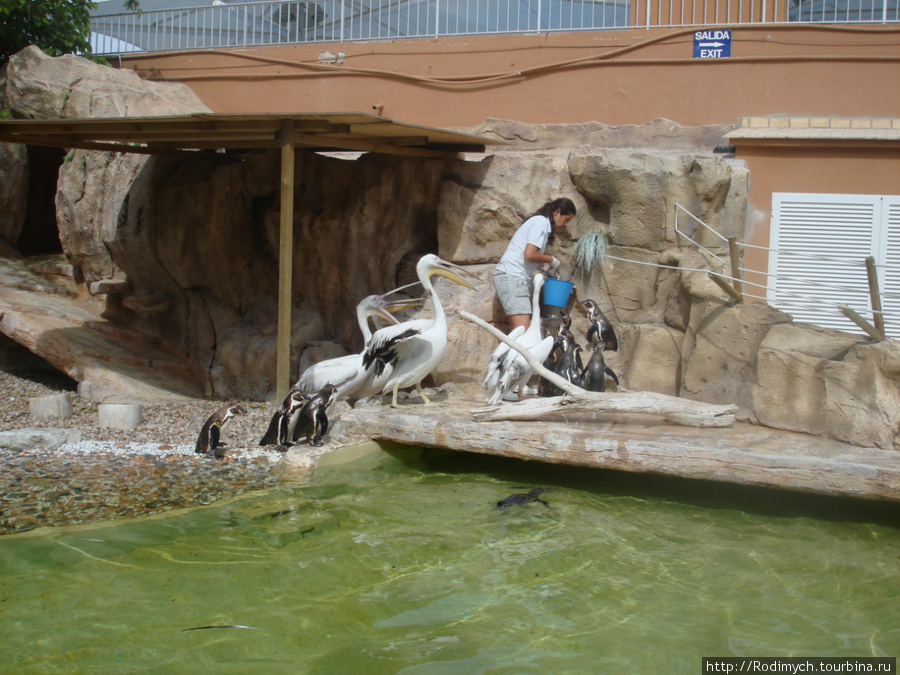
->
xmin=493 ymin=272 xmax=533 ymax=316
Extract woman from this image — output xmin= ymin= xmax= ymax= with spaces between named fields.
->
xmin=493 ymin=197 xmax=576 ymax=331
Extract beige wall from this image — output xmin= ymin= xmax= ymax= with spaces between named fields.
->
xmin=122 ymin=25 xmax=900 ymax=128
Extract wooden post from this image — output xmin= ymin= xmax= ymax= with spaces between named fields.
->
xmin=839 ymin=304 xmax=883 ymax=342
xmin=276 ymin=119 xmax=295 ymax=403
xmin=709 ymin=272 xmax=744 ymax=304
xmin=728 ymin=237 xmax=744 ymax=300
xmin=865 ymin=256 xmax=886 ymax=341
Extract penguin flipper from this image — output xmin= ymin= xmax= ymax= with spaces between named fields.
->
xmin=587 ymin=323 xmax=598 ymax=345
xmin=209 ymin=423 xmax=222 ymax=450
xmin=260 ymin=413 xmax=282 ymax=446
xmin=605 ymin=366 xmax=619 ymax=386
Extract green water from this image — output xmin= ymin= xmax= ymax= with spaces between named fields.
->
xmin=2 ymin=444 xmax=899 ymax=674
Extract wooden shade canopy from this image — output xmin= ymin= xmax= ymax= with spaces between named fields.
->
xmin=0 ymin=112 xmax=501 ymax=401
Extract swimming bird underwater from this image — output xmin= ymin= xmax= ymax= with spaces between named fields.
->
xmin=362 ymin=254 xmax=476 ymax=408
xmin=195 ymin=403 xmax=246 ymax=459
xmin=495 ymin=487 xmax=550 ymax=510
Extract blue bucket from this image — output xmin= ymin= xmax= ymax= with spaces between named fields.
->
xmin=542 ymin=278 xmax=574 ymax=308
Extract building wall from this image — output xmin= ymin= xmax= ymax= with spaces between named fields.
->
xmin=121 ymin=25 xmax=900 ymax=128
xmin=737 ymin=139 xmax=900 ymax=300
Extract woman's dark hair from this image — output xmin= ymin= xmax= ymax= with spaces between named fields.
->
xmin=531 ymin=198 xmax=576 ymax=246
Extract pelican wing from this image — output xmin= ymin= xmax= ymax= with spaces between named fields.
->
xmin=362 ymin=320 xmax=430 ymax=377
xmin=482 ymin=325 xmax=525 ymax=392
xmin=297 ymin=354 xmax=364 ymax=397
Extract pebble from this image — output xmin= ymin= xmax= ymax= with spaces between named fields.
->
xmin=0 ymin=369 xmax=291 ymax=535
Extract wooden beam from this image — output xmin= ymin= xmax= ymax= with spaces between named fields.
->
xmin=276 ymin=119 xmax=295 ymax=403
xmin=865 ymin=256 xmax=886 ymax=341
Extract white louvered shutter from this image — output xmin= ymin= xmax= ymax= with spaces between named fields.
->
xmin=769 ymin=194 xmax=878 ymax=335
xmin=881 ymin=198 xmax=900 ymax=340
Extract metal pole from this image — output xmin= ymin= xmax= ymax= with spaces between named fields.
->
xmin=276 ymin=119 xmax=296 ymax=402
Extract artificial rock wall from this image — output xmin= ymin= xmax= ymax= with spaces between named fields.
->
xmin=1 ymin=48 xmax=898 ymax=449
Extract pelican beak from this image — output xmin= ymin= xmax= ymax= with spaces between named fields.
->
xmin=430 ymin=260 xmax=477 ymax=290
xmin=385 ymin=297 xmax=425 ymax=313
xmin=370 ymin=297 xmax=424 ymax=326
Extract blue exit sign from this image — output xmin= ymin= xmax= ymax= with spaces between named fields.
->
xmin=693 ymin=29 xmax=732 ymax=59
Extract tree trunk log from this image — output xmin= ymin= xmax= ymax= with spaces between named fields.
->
xmin=459 ymin=310 xmax=737 ymax=428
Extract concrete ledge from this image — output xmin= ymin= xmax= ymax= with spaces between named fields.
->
xmin=0 ymin=428 xmax=82 ymax=450
xmin=332 ymin=396 xmax=900 ymax=502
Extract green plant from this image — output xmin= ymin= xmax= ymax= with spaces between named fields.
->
xmin=573 ymin=231 xmax=609 ymax=284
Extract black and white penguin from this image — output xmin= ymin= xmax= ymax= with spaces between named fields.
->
xmin=539 ymin=313 xmax=573 ymax=397
xmin=555 ymin=341 xmax=584 ymax=388
xmin=581 ymin=299 xmax=618 ymax=352
xmin=291 ymin=384 xmax=338 ymax=448
xmin=259 ymin=388 xmax=310 ymax=448
xmin=581 ymin=343 xmax=620 ymax=392
xmin=195 ymin=403 xmax=246 ymax=459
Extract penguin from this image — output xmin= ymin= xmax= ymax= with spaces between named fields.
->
xmin=581 ymin=299 xmax=618 ymax=351
xmin=555 ymin=341 xmax=584 ymax=388
xmin=495 ymin=488 xmax=550 ymax=510
xmin=291 ymin=384 xmax=338 ymax=448
xmin=539 ymin=313 xmax=573 ymax=397
xmin=581 ymin=342 xmax=620 ymax=392
xmin=195 ymin=403 xmax=246 ymax=459
xmin=260 ymin=388 xmax=310 ymax=448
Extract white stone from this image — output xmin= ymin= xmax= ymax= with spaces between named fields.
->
xmin=29 ymin=393 xmax=73 ymax=421
xmin=98 ymin=403 xmax=143 ymax=430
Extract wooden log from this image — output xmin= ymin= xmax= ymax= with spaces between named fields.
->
xmin=839 ymin=304 xmax=883 ymax=342
xmin=459 ymin=310 xmax=737 ymax=428
xmin=865 ymin=256 xmax=886 ymax=341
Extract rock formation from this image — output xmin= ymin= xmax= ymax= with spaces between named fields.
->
xmin=1 ymin=48 xmax=898 ymax=450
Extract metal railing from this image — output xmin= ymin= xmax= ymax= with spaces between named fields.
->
xmin=673 ymin=204 xmax=897 ymax=340
xmin=89 ymin=0 xmax=899 ymax=55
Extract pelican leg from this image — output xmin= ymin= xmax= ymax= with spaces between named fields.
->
xmin=390 ymin=384 xmax=400 ymax=408
xmin=415 ymin=383 xmax=432 ymax=406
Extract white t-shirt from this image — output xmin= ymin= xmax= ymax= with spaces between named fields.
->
xmin=494 ymin=215 xmax=550 ymax=280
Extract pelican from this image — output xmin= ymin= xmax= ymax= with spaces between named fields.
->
xmin=295 ymin=287 xmax=422 ymax=403
xmin=363 ymin=254 xmax=476 ymax=408
xmin=483 ymin=272 xmax=554 ymax=405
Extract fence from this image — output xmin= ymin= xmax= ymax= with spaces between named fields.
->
xmin=89 ymin=0 xmax=900 ymax=55
xmin=671 ymin=204 xmax=897 ymax=340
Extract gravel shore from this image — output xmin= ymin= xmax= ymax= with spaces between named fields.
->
xmin=0 ymin=369 xmax=291 ymax=536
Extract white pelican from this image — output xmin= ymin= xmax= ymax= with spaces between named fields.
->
xmin=363 ymin=254 xmax=476 ymax=408
xmin=483 ymin=272 xmax=554 ymax=405
xmin=295 ymin=287 xmax=422 ymax=402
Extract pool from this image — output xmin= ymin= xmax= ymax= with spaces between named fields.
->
xmin=2 ymin=443 xmax=898 ymax=673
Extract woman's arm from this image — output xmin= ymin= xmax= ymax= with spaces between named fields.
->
xmin=524 ymin=244 xmax=559 ymax=267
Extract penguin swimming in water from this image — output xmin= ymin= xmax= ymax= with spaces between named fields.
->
xmin=291 ymin=384 xmax=338 ymax=448
xmin=581 ymin=299 xmax=618 ymax=352
xmin=581 ymin=342 xmax=620 ymax=392
xmin=260 ymin=388 xmax=310 ymax=448
xmin=495 ymin=487 xmax=550 ymax=510
xmin=195 ymin=403 xmax=246 ymax=458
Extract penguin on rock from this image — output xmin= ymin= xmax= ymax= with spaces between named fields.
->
xmin=581 ymin=342 xmax=619 ymax=392
xmin=260 ymin=388 xmax=310 ymax=448
xmin=291 ymin=384 xmax=338 ymax=448
xmin=195 ymin=403 xmax=246 ymax=459
xmin=581 ymin=299 xmax=618 ymax=352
